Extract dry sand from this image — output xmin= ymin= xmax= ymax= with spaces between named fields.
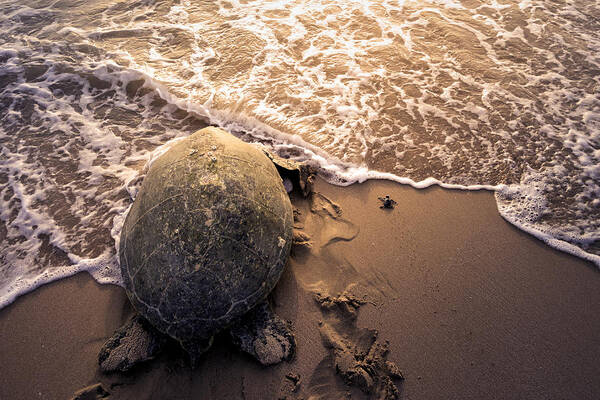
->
xmin=1 ymin=178 xmax=599 ymax=399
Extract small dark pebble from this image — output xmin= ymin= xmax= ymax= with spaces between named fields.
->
xmin=70 ymin=383 xmax=110 ymax=400
xmin=285 ymin=372 xmax=301 ymax=392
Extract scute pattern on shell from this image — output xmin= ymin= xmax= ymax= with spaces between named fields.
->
xmin=119 ymin=127 xmax=294 ymax=345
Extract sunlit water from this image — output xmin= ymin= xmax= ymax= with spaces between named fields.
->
xmin=1 ymin=0 xmax=599 ymax=307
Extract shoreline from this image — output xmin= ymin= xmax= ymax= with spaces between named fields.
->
xmin=1 ymin=178 xmax=599 ymax=399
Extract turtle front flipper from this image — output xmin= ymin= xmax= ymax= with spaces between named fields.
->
xmin=229 ymin=302 xmax=295 ymax=365
xmin=262 ymin=149 xmax=316 ymax=197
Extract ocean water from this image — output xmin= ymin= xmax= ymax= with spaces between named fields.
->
xmin=1 ymin=0 xmax=599 ymax=308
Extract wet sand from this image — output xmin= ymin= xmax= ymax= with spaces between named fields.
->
xmin=1 ymin=178 xmax=599 ymax=400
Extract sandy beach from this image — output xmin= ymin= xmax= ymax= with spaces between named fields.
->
xmin=1 ymin=178 xmax=599 ymax=400
xmin=2 ymin=0 xmax=600 ymax=399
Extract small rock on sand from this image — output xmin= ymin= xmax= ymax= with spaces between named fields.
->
xmin=285 ymin=372 xmax=302 ymax=392
xmin=69 ymin=383 xmax=110 ymax=400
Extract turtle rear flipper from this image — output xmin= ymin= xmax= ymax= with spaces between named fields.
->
xmin=98 ymin=315 xmax=167 ymax=373
xmin=229 ymin=302 xmax=295 ymax=365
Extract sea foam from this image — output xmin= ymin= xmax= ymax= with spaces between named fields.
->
xmin=1 ymin=0 xmax=600 ymax=308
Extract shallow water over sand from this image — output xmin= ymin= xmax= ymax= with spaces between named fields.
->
xmin=1 ymin=0 xmax=599 ymax=306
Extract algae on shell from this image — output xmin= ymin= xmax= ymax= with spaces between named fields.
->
xmin=119 ymin=127 xmax=294 ymax=353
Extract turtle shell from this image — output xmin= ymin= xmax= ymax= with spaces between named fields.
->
xmin=119 ymin=127 xmax=293 ymax=345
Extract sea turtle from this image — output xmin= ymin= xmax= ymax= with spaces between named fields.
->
xmin=99 ymin=127 xmax=314 ymax=372
xmin=378 ymin=195 xmax=397 ymax=209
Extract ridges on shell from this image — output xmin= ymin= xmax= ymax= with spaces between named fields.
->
xmin=119 ymin=127 xmax=293 ymax=346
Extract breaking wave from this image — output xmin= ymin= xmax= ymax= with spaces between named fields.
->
xmin=1 ymin=0 xmax=599 ymax=307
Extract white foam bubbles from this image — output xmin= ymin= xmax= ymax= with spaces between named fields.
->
xmin=2 ymin=0 xmax=600 ymax=310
